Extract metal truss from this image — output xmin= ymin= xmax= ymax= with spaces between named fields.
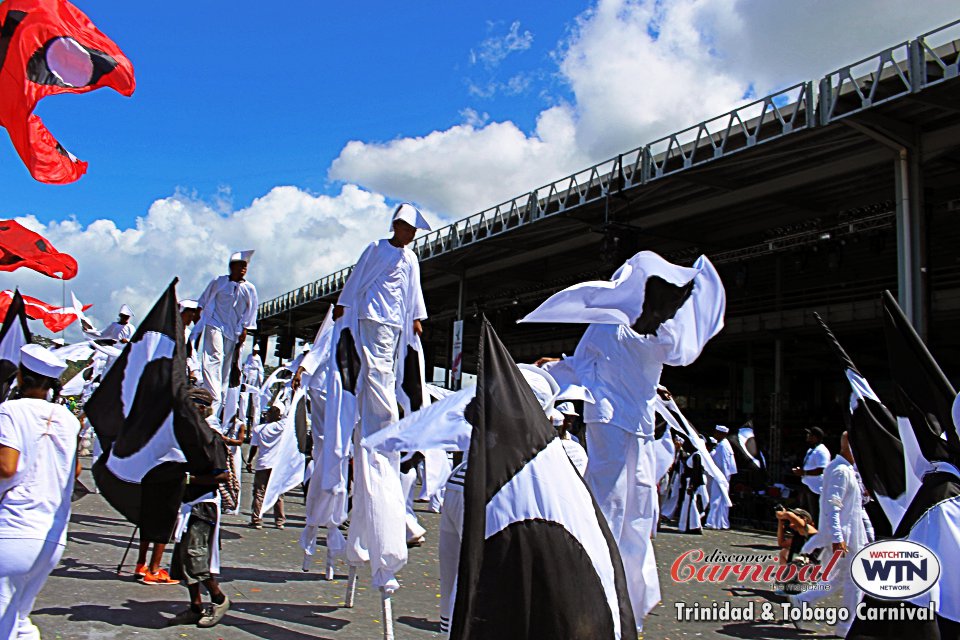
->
xmin=259 ymin=19 xmax=960 ymax=322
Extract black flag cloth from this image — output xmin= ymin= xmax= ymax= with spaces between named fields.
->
xmin=0 ymin=289 xmax=31 ymax=399
xmin=450 ymin=319 xmax=635 ymax=640
xmin=86 ymin=280 xmax=224 ymax=543
xmin=814 ymin=312 xmax=906 ymax=531
xmin=847 ymin=292 xmax=960 ymax=639
xmin=882 ymin=291 xmax=960 ymax=466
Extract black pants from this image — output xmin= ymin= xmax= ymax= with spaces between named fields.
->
xmin=797 ymin=485 xmax=820 ymax=525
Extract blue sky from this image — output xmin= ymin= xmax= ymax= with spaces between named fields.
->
xmin=2 ymin=0 xmax=956 ymax=335
xmin=0 ymin=1 xmax=582 ymax=226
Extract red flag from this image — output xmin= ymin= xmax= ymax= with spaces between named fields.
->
xmin=0 ymin=289 xmax=91 ymax=332
xmin=0 ymin=0 xmax=135 ymax=184
xmin=0 ymin=219 xmax=78 ymax=279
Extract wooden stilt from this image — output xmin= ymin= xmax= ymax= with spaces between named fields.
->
xmin=325 ymin=548 xmax=336 ymax=580
xmin=344 ymin=566 xmax=358 ymax=607
xmin=381 ymin=588 xmax=395 ymax=640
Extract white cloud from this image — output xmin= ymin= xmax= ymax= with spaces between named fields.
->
xmin=11 ymin=185 xmax=451 ymax=338
xmin=330 ymin=0 xmax=959 ymax=213
xmin=11 ymin=0 xmax=959 ymax=338
xmin=472 ymin=20 xmax=534 ymax=69
xmin=329 ymin=105 xmax=585 ymax=217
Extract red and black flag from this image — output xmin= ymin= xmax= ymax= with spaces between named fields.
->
xmin=0 ymin=289 xmax=31 ymax=398
xmin=450 ymin=318 xmax=635 ymax=639
xmin=0 ymin=219 xmax=77 ymax=278
xmin=0 ymin=0 xmax=135 ymax=184
xmin=86 ymin=280 xmax=224 ymax=543
xmin=814 ymin=311 xmax=907 ymax=532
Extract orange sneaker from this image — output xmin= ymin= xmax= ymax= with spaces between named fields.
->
xmin=143 ymin=568 xmax=179 ymax=585
xmin=134 ymin=563 xmax=147 ymax=578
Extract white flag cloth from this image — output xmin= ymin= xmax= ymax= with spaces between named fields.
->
xmin=361 ymin=387 xmax=475 ymax=453
xmin=519 ymin=251 xmax=723 ymax=329
xmin=259 ymin=388 xmax=307 ymax=518
xmin=655 ymin=396 xmax=731 ymax=508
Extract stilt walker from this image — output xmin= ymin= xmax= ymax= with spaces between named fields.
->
xmin=324 ymin=204 xmax=432 ymax=637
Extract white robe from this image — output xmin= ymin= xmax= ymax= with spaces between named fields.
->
xmin=678 ymin=453 xmax=705 ymax=534
xmin=797 ymin=456 xmax=868 ymax=637
xmin=705 ymin=438 xmax=737 ymax=529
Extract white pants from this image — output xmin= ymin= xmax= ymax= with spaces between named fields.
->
xmin=795 ymin=551 xmax=861 ymax=637
xmin=0 ymin=538 xmax=65 ymax=640
xmin=705 ymin=478 xmax=730 ymax=529
xmin=400 ymin=467 xmax=427 ymax=543
xmin=438 ymin=487 xmax=464 ymax=634
xmin=201 ymin=326 xmax=236 ymax=425
xmin=346 ymin=320 xmax=407 ymax=592
xmin=585 ymin=423 xmax=661 ymax=628
xmin=346 ymin=432 xmax=407 ymax=592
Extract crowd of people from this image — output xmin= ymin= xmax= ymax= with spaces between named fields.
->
xmin=0 ymin=202 xmax=956 ymax=640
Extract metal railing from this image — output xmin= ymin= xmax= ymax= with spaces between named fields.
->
xmin=259 ymin=18 xmax=960 ymax=323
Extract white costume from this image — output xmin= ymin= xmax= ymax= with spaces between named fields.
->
xmin=677 ymin=452 xmax=706 ymax=534
xmin=324 ymin=206 xmax=431 ymax=594
xmin=523 ymin=251 xmax=726 ymax=628
xmin=194 ymin=253 xmax=258 ymax=425
xmin=240 ymin=349 xmax=264 ymax=426
xmin=795 ymin=455 xmax=867 ymax=637
xmin=705 ymin=435 xmax=737 ymax=529
xmin=0 ymin=347 xmax=79 ymax=640
xmin=98 ymin=320 xmax=134 ymax=343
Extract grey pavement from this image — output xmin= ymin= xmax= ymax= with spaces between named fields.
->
xmin=33 ymin=457 xmax=843 ymax=639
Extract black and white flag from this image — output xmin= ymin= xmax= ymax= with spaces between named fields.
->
xmin=450 ymin=319 xmax=635 ymax=639
xmin=0 ymin=289 xmax=31 ymax=399
xmin=848 ymin=293 xmax=960 ymax=639
xmin=814 ymin=311 xmax=912 ymax=530
xmin=86 ymin=280 xmax=224 ymax=542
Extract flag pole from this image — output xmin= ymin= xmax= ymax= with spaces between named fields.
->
xmin=116 ymin=526 xmax=138 ymax=574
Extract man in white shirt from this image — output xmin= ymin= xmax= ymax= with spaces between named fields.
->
xmin=195 ymin=251 xmax=258 ymax=427
xmin=705 ymin=425 xmax=737 ymax=529
xmin=99 ymin=304 xmax=136 ymax=344
xmin=792 ymin=427 xmax=831 ymax=524
xmin=0 ymin=345 xmax=80 ymax=640
xmin=246 ymin=403 xmax=286 ymax=529
xmin=790 ymin=431 xmax=866 ymax=637
xmin=331 ymin=203 xmax=430 ymax=595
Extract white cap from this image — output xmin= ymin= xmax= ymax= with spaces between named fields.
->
xmin=178 ymin=299 xmax=198 ymax=313
xmin=390 ymin=203 xmax=431 ymax=232
xmin=229 ymin=250 xmax=255 ymax=264
xmin=556 ymin=401 xmax=578 ymax=417
xmin=715 ymin=425 xmax=729 ymax=434
xmin=21 ymin=343 xmax=68 ymax=378
xmin=119 ymin=304 xmax=133 ymax=317
xmin=517 ymin=363 xmax=560 ymax=412
xmin=253 ymin=344 xmax=260 ymax=351
xmin=271 ymin=400 xmax=285 ymax=414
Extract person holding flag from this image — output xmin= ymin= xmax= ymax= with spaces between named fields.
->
xmin=524 ymin=250 xmax=726 ymax=630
